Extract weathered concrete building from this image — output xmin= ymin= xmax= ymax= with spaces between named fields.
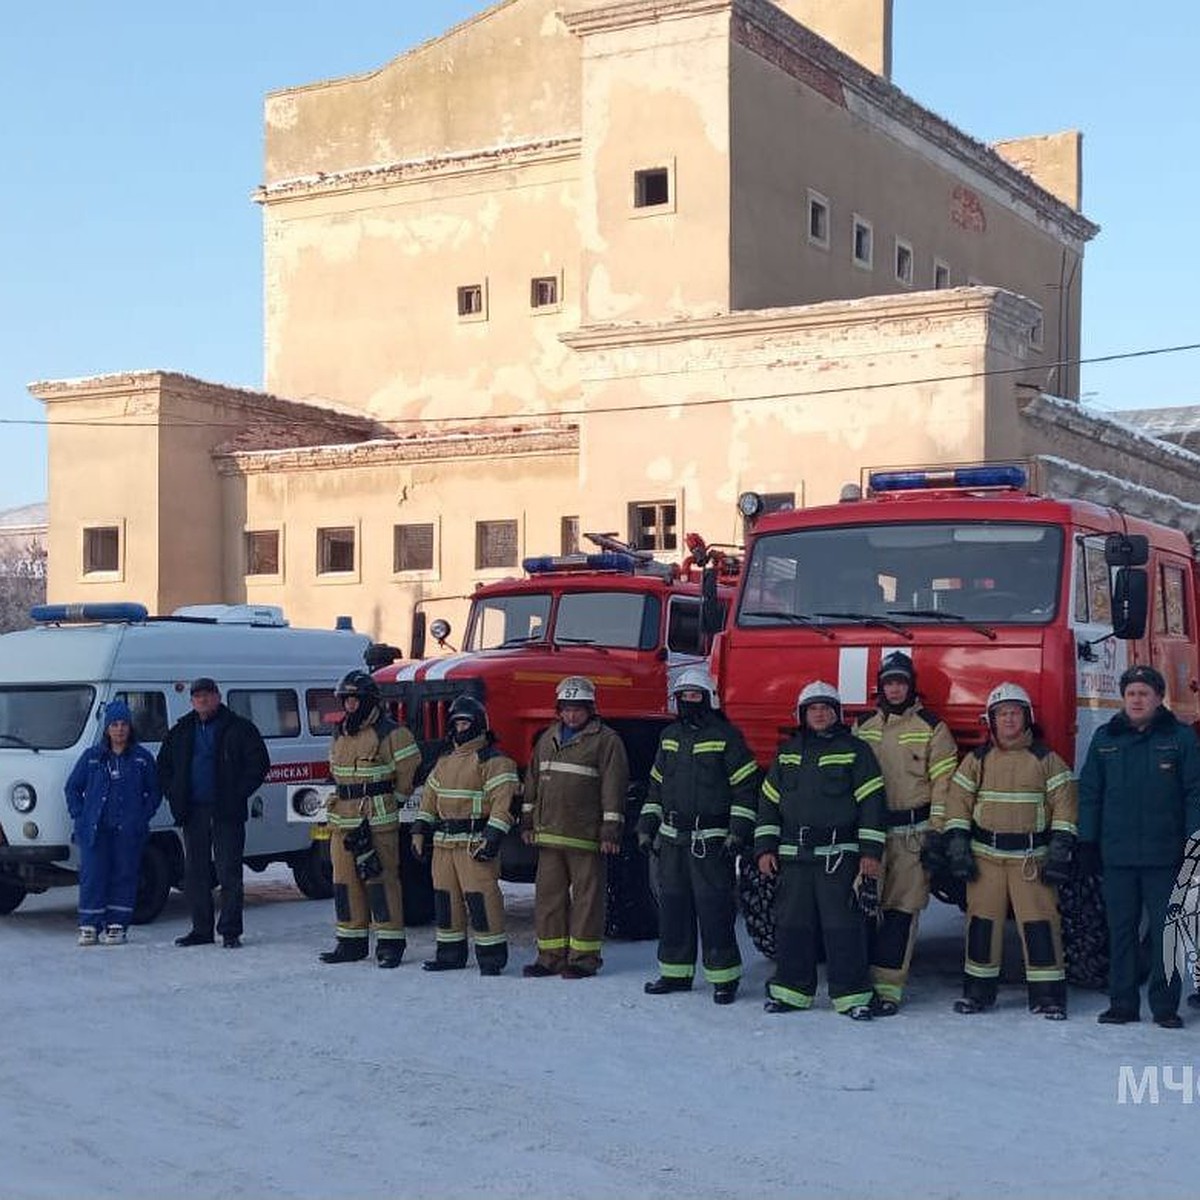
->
xmin=33 ymin=0 xmax=1198 ymax=645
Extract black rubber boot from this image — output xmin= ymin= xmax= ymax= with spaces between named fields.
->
xmin=376 ymin=942 xmax=405 ymax=969
xmin=319 ymin=937 xmax=369 ymax=964
xmin=644 ymin=977 xmax=692 ymax=995
xmin=713 ymin=982 xmax=739 ymax=1006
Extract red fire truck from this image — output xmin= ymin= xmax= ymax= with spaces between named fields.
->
xmin=716 ymin=462 xmax=1200 ymax=962
xmin=374 ymin=534 xmax=738 ymax=936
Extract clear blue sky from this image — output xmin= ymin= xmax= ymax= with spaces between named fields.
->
xmin=2 ymin=0 xmax=1197 ymax=511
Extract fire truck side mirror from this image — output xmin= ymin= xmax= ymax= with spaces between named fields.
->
xmin=1110 ymin=567 xmax=1148 ymax=641
xmin=1104 ymin=533 xmax=1149 ymax=568
xmin=411 ymin=611 xmax=427 ymax=660
xmin=700 ymin=566 xmax=723 ymax=636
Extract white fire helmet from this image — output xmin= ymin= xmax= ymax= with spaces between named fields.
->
xmin=556 ymin=676 xmax=597 ymax=705
xmin=672 ymin=665 xmax=720 ymax=709
xmin=796 ymin=680 xmax=842 ymax=721
xmin=986 ymin=681 xmax=1034 ymax=724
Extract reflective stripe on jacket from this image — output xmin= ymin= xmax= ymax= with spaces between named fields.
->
xmin=417 ymin=735 xmax=519 ymax=846
xmin=855 ymin=702 xmax=958 ymax=830
xmin=328 ymin=712 xmax=421 ymax=829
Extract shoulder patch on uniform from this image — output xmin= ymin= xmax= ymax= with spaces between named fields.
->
xmin=477 ymin=744 xmax=502 ymax=762
xmin=1030 ymin=742 xmax=1051 ymax=760
xmin=375 ymin=716 xmax=399 ymax=740
xmin=916 ymin=708 xmax=940 ymax=729
xmin=972 ymin=745 xmax=990 ymax=762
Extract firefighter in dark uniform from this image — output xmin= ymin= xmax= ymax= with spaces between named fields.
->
xmin=520 ymin=676 xmax=629 ymax=978
xmin=754 ymin=681 xmax=887 ymax=1018
xmin=854 ymin=652 xmax=959 ymax=1013
xmin=637 ymin=667 xmax=760 ymax=1004
xmin=411 ymin=696 xmax=519 ymax=975
xmin=943 ymin=682 xmax=1077 ymax=1019
xmin=319 ymin=670 xmax=421 ymax=967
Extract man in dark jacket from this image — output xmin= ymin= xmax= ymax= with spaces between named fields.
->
xmin=1078 ymin=664 xmax=1200 ymax=1028
xmin=157 ymin=677 xmax=270 ymax=948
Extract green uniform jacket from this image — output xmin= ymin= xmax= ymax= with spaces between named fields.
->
xmin=1078 ymin=706 xmax=1200 ymax=868
xmin=754 ymin=724 xmax=886 ymax=863
xmin=639 ymin=711 xmax=760 ymax=848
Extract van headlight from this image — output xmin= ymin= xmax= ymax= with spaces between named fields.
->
xmin=11 ymin=783 xmax=36 ymax=813
xmin=292 ymin=787 xmax=324 ymax=818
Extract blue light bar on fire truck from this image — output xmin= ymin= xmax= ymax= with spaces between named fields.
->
xmin=30 ymin=602 xmax=149 ymax=624
xmin=868 ymin=465 xmax=1028 ymax=494
xmin=523 ymin=552 xmax=638 ymax=575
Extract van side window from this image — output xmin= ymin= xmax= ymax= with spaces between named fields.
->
xmin=227 ymin=689 xmax=301 ymax=738
xmin=306 ymin=688 xmax=340 ymax=737
xmin=115 ymin=691 xmax=169 ymax=743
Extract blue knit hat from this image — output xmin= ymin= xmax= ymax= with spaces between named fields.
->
xmin=103 ymin=699 xmax=133 ymax=728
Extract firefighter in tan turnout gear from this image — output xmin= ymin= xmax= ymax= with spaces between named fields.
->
xmin=520 ymin=676 xmax=629 ymax=979
xmin=638 ymin=667 xmax=760 ymax=1005
xmin=412 ymin=696 xmax=519 ymax=975
xmin=319 ymin=670 xmax=421 ymax=968
xmin=943 ymin=682 xmax=1078 ymax=1019
xmin=854 ymin=652 xmax=959 ymax=1013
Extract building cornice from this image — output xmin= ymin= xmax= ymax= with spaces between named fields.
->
xmin=561 ymin=286 xmax=1032 ymax=352
xmin=256 ymin=136 xmax=581 ymax=204
xmin=215 ymin=424 xmax=580 ymax=475
xmin=559 ymin=0 xmax=730 ymax=36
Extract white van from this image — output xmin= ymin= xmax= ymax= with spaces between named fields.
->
xmin=0 ymin=602 xmax=369 ymax=922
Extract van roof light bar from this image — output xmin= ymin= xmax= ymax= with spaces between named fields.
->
xmin=30 ymin=602 xmax=150 ymax=625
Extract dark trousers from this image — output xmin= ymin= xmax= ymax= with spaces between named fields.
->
xmin=183 ymin=807 xmax=246 ymax=939
xmin=78 ymin=821 xmax=146 ymax=930
xmin=656 ymin=841 xmax=741 ymax=985
xmin=1103 ymin=864 xmax=1181 ymax=1018
xmin=768 ymin=856 xmax=872 ymax=1011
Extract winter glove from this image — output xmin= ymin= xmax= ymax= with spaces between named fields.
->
xmin=919 ymin=830 xmax=948 ymax=876
xmin=1074 ymin=841 xmax=1102 ymax=877
xmin=722 ymin=832 xmax=745 ymax=862
xmin=945 ymin=830 xmax=978 ymax=882
xmin=471 ymin=826 xmax=504 ymax=863
xmin=410 ymin=830 xmax=429 ymax=862
xmin=1039 ymin=831 xmax=1075 ymax=886
xmin=855 ymin=873 xmax=881 ymax=919
xmin=344 ymin=819 xmax=382 ymax=882
xmin=637 ymin=832 xmax=657 ymax=858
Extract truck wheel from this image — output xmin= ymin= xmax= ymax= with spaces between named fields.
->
xmin=291 ymin=840 xmax=334 ymax=901
xmin=737 ymin=853 xmax=776 ymax=959
xmin=400 ymin=828 xmax=434 ymax=927
xmin=1059 ymin=867 xmax=1109 ymax=990
xmin=0 ymin=878 xmax=27 ymax=915
xmin=605 ymin=783 xmax=658 ymax=941
xmin=132 ymin=840 xmax=172 ymax=925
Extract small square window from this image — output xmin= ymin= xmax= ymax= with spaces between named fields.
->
xmin=852 ymin=216 xmax=873 ymax=269
xmin=634 ymin=168 xmax=670 ymax=208
xmin=894 ymin=239 xmax=913 ymax=286
xmin=245 ymin=530 xmax=280 ymax=576
xmin=457 ymin=284 xmax=484 ymax=317
xmin=394 ymin=523 xmax=435 ymax=573
xmin=561 ymin=516 xmax=580 ymax=556
xmin=530 ymin=276 xmax=559 ymax=308
xmin=83 ymin=526 xmax=120 ymax=575
xmin=628 ymin=501 xmax=677 ymax=553
xmin=476 ymin=520 xmax=519 ymax=571
xmin=934 ymin=259 xmax=951 ymax=290
xmin=317 ymin=527 xmax=355 ymax=575
xmin=807 ymin=190 xmax=829 ymax=249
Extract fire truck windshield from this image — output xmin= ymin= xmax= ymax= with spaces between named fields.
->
xmin=467 ymin=594 xmax=552 ymax=650
xmin=738 ymin=522 xmax=1064 ymax=628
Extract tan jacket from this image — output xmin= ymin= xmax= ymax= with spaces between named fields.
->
xmin=943 ymin=730 xmax=1077 ymax=858
xmin=855 ymin=703 xmax=959 ymax=831
xmin=522 ymin=719 xmax=629 ymax=851
xmin=417 ymin=735 xmax=519 ymax=848
xmin=328 ymin=710 xmax=420 ymax=830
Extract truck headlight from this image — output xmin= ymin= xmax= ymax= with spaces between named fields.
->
xmin=292 ymin=787 xmax=323 ymax=818
xmin=11 ymin=783 xmax=36 ymax=813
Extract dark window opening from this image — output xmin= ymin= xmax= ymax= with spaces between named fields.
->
xmin=634 ymin=168 xmax=670 ymax=208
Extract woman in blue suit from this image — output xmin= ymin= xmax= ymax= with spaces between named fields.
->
xmin=65 ymin=699 xmax=162 ymax=945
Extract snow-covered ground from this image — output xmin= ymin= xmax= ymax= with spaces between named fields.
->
xmin=4 ymin=868 xmax=1193 ymax=1200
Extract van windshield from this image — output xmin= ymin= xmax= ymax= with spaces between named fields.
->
xmin=739 ymin=522 xmax=1064 ymax=627
xmin=0 ymin=686 xmax=97 ymax=750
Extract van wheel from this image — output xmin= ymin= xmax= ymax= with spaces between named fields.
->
xmin=738 ymin=853 xmax=776 ymax=959
xmin=400 ymin=828 xmax=434 ymax=926
xmin=605 ymin=782 xmax=658 ymax=941
xmin=291 ymin=840 xmax=334 ymax=901
xmin=132 ymin=841 xmax=172 ymax=925
xmin=0 ymin=878 xmax=27 ymax=915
